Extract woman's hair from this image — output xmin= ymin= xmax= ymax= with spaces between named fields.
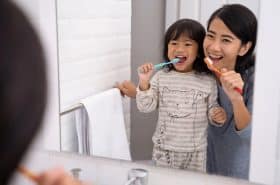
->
xmin=207 ymin=4 xmax=258 ymax=73
xmin=0 ymin=1 xmax=47 ymax=184
xmin=163 ymin=18 xmax=210 ymax=73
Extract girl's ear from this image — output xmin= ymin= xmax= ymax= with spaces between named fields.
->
xmin=238 ymin=41 xmax=252 ymax=56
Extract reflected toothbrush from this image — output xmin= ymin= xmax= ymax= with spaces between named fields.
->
xmin=204 ymin=57 xmax=243 ymax=95
xmin=138 ymin=58 xmax=180 ymax=73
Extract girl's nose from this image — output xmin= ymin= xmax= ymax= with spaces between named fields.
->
xmin=176 ymin=44 xmax=185 ymax=52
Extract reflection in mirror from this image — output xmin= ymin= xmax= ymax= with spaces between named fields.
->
xmin=57 ymin=0 xmax=259 ymax=181
xmin=57 ymin=0 xmax=132 ymax=156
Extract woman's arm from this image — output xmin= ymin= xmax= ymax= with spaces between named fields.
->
xmin=220 ymin=68 xmax=251 ymax=130
xmin=231 ymin=96 xmax=251 ymax=130
xmin=116 ymin=80 xmax=137 ymax=98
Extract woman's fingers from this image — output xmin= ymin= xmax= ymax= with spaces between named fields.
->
xmin=220 ymin=70 xmax=244 ymax=91
xmin=115 ymin=81 xmax=137 ymax=98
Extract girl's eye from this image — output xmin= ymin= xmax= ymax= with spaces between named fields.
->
xmin=170 ymin=41 xmax=177 ymax=45
xmin=185 ymin=43 xmax=192 ymax=46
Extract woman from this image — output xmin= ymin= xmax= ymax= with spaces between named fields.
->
xmin=117 ymin=3 xmax=257 ymax=180
xmin=204 ymin=4 xmax=257 ymax=179
xmin=0 ymin=1 xmax=84 ymax=184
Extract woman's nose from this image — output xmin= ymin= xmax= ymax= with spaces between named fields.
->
xmin=208 ymin=40 xmax=221 ymax=52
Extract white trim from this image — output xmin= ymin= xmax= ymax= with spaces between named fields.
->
xmin=249 ymin=1 xmax=280 ymax=184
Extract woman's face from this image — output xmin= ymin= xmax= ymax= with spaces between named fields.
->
xmin=203 ymin=18 xmax=249 ymax=71
xmin=167 ymin=34 xmax=198 ymax=72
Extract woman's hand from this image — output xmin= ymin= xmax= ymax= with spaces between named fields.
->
xmin=209 ymin=107 xmax=227 ymax=125
xmin=37 ymin=167 xmax=88 ymax=185
xmin=137 ymin=63 xmax=154 ymax=91
xmin=220 ymin=68 xmax=244 ymax=102
xmin=115 ymin=80 xmax=137 ymax=98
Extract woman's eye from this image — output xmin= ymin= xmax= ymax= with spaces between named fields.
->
xmin=222 ymin=39 xmax=232 ymax=43
xmin=206 ymin=34 xmax=214 ymax=39
xmin=185 ymin=43 xmax=192 ymax=46
xmin=170 ymin=42 xmax=177 ymax=45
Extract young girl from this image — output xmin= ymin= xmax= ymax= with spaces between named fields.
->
xmin=136 ymin=19 xmax=226 ymax=172
xmin=204 ymin=4 xmax=257 ymax=179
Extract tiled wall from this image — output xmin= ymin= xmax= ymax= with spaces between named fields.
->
xmin=57 ymin=0 xmax=131 ymax=108
xmin=57 ymin=0 xmax=132 ymax=151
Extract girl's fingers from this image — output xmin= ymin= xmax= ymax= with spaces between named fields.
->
xmin=211 ymin=108 xmax=227 ymax=124
xmin=213 ymin=114 xmax=226 ymax=123
xmin=140 ymin=63 xmax=153 ymax=73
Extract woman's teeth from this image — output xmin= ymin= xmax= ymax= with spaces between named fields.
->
xmin=209 ymin=56 xmax=222 ymax=64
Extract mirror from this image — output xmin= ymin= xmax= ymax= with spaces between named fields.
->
xmin=57 ymin=0 xmax=259 ymax=180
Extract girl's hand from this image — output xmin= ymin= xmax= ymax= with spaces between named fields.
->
xmin=115 ymin=80 xmax=137 ymax=98
xmin=138 ymin=63 xmax=154 ymax=81
xmin=209 ymin=107 xmax=227 ymax=124
xmin=137 ymin=63 xmax=154 ymax=90
xmin=220 ymin=68 xmax=244 ymax=102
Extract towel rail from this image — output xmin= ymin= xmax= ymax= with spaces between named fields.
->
xmin=60 ymin=103 xmax=84 ymax=116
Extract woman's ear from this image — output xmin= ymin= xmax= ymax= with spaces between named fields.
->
xmin=238 ymin=41 xmax=252 ymax=56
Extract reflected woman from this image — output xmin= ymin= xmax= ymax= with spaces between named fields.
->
xmin=117 ymin=3 xmax=257 ymax=180
xmin=204 ymin=4 xmax=257 ymax=179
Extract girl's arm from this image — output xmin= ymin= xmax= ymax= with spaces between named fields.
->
xmin=136 ymin=63 xmax=159 ymax=113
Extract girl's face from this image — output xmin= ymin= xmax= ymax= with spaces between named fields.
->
xmin=168 ymin=34 xmax=198 ymax=72
xmin=203 ymin=18 xmax=251 ymax=71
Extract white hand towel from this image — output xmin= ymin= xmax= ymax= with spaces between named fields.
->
xmin=81 ymin=88 xmax=131 ymax=160
xmin=75 ymin=107 xmax=90 ymax=155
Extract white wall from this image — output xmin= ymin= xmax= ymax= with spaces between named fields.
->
xmin=165 ymin=0 xmax=260 ymax=29
xmin=12 ymin=0 xmax=60 ymax=151
xmin=249 ymin=1 xmax=280 ymax=185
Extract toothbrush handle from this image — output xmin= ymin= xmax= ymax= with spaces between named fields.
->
xmin=138 ymin=59 xmax=179 ymax=73
xmin=154 ymin=63 xmax=165 ymax=70
xmin=204 ymin=58 xmax=243 ymax=95
xmin=234 ymin=87 xmax=243 ymax=95
xmin=138 ymin=63 xmax=164 ymax=73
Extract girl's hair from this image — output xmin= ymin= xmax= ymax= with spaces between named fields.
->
xmin=207 ymin=4 xmax=258 ymax=73
xmin=163 ymin=19 xmax=210 ymax=73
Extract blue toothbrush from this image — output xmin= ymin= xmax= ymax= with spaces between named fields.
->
xmin=138 ymin=58 xmax=180 ymax=73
